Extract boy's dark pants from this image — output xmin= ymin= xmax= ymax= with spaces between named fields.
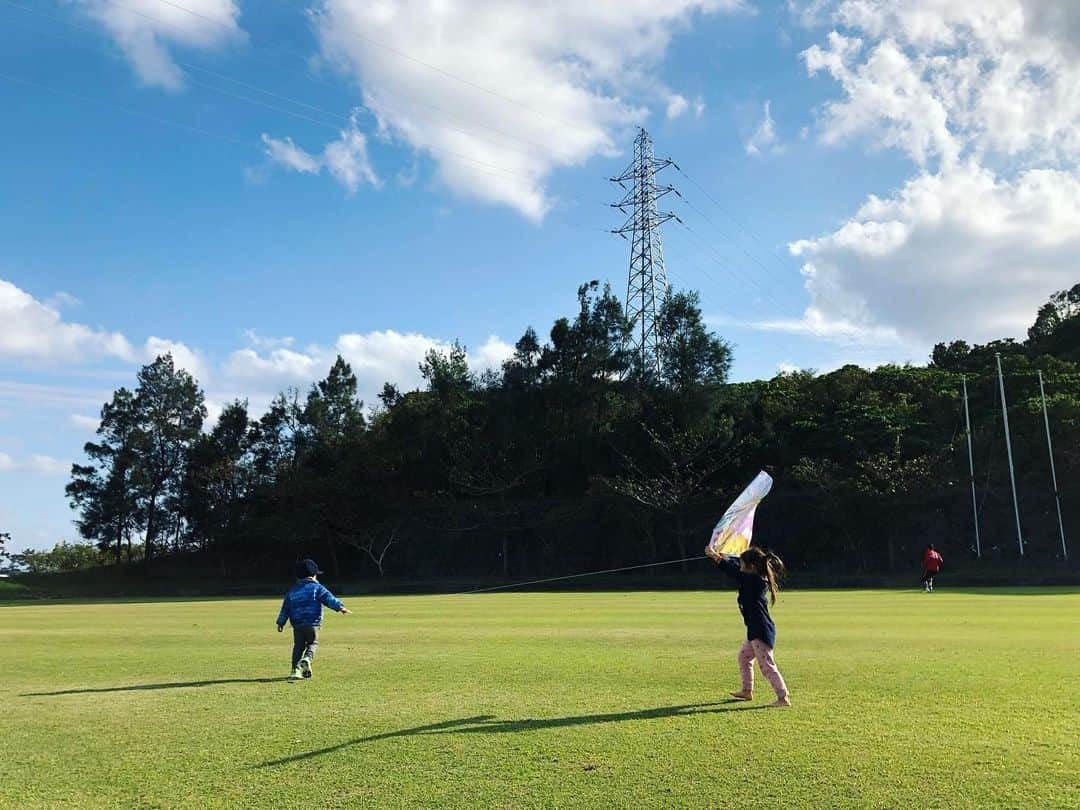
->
xmin=291 ymin=626 xmax=319 ymax=667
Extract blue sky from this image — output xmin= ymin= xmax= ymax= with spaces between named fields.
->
xmin=2 ymin=0 xmax=1077 ymax=550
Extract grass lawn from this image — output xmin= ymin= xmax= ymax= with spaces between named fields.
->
xmin=1 ymin=588 xmax=1077 ymax=808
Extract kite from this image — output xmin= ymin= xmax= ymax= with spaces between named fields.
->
xmin=704 ymin=471 xmax=774 ymax=560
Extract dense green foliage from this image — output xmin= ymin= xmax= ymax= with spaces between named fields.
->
xmin=2 ymin=591 xmax=1077 ymax=807
xmin=59 ymin=283 xmax=1079 ymax=580
xmin=7 ymin=541 xmax=115 ymax=574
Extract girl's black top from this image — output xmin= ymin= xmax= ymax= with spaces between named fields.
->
xmin=718 ymin=557 xmax=776 ymax=648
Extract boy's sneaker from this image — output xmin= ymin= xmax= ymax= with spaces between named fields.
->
xmin=288 ymin=667 xmax=303 ymax=681
xmin=299 ymin=657 xmax=312 ymax=679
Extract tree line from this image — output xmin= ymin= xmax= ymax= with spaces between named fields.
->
xmin=52 ymin=282 xmax=1080 ymax=580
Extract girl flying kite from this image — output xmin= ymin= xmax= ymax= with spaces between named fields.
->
xmin=705 ymin=472 xmax=791 ymax=707
xmin=714 ymin=548 xmax=791 ymax=708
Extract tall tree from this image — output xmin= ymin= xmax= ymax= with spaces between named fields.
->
xmin=656 ymin=290 xmax=733 ymax=390
xmin=540 ymin=281 xmax=631 ymax=384
xmin=297 ymin=357 xmax=368 ymax=576
xmin=66 ymin=388 xmax=143 ymax=561
xmin=184 ymin=400 xmax=251 ymax=551
xmin=132 ymin=355 xmax=206 ymax=560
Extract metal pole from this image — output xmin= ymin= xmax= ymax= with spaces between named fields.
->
xmin=962 ymin=376 xmax=981 ymax=558
xmin=995 ymin=353 xmax=1024 ymax=556
xmin=1038 ymin=371 xmax=1068 ymax=560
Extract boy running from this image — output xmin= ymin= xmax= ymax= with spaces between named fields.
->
xmin=276 ymin=558 xmax=351 ymax=681
xmin=921 ymin=544 xmax=944 ymax=592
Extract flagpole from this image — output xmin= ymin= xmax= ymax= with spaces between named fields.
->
xmin=1037 ymin=371 xmax=1068 ymax=560
xmin=962 ymin=376 xmax=981 ymax=558
xmin=995 ymin=353 xmax=1024 ymax=556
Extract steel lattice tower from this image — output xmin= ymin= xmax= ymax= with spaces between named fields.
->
xmin=611 ymin=128 xmax=679 ymax=377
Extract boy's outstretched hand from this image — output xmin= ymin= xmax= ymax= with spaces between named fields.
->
xmin=339 ymin=607 xmax=352 ymax=615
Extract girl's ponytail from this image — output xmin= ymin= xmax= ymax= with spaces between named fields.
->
xmin=763 ymin=551 xmax=785 ymax=606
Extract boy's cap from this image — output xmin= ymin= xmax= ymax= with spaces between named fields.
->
xmin=296 ymin=559 xmax=323 ymax=578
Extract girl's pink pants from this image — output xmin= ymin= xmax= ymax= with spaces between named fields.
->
xmin=738 ymin=639 xmax=789 ymax=699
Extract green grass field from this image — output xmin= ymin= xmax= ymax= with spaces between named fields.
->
xmin=2 ymin=589 xmax=1077 ymax=808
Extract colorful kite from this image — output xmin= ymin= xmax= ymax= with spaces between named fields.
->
xmin=704 ymin=471 xmax=774 ymax=560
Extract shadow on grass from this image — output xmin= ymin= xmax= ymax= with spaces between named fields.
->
xmin=260 ymin=716 xmax=499 ymax=766
xmin=23 ymin=677 xmax=283 ymax=696
xmin=261 ymin=701 xmax=768 ymax=767
xmin=940 ymin=587 xmax=1080 ymax=597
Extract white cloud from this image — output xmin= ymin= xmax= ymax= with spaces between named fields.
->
xmin=0 ymin=279 xmax=133 ymax=364
xmin=752 ymin=307 xmax=905 ymax=346
xmin=261 ymin=135 xmax=321 ymax=175
xmin=787 ymin=0 xmax=834 ymax=29
xmin=745 ymin=100 xmax=783 ymax=156
xmin=0 ymin=381 xmax=108 ymax=409
xmin=0 ymin=280 xmax=210 ymax=386
xmin=242 ymin=330 xmax=295 ymax=351
xmin=261 ymin=115 xmax=380 ymax=194
xmin=470 ymin=335 xmax=516 ymax=372
xmin=667 ymin=94 xmax=706 ymax=120
xmin=222 ymin=329 xmax=515 ymax=409
xmin=70 ymin=414 xmax=101 ymax=431
xmin=666 ymin=94 xmax=690 ymax=119
xmin=142 ymin=337 xmax=209 ymax=383
xmin=790 ymin=1 xmax=1080 ymax=349
xmin=74 ymin=0 xmax=244 ymax=91
xmin=801 ymin=1 xmax=1080 ymax=167
xmin=323 ymin=125 xmax=380 ymax=193
xmin=203 ymin=398 xmax=226 ymax=427
xmin=223 ymin=346 xmax=324 ymax=392
xmin=26 ymin=455 xmax=69 ymax=476
xmin=0 ymin=453 xmax=69 ymax=476
xmin=311 ymin=0 xmax=746 ymax=220
xmin=788 ymin=164 xmax=1080 ymax=346
xmin=46 ymin=291 xmax=82 ymax=310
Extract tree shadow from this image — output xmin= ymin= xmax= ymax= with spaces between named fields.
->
xmin=261 ymin=701 xmax=767 ymax=767
xmin=23 ymin=677 xmax=283 ymax=696
xmin=433 ymin=701 xmax=761 ymax=735
xmin=942 ymin=588 xmax=1080 ymax=597
xmin=260 ymin=716 xmax=498 ymax=766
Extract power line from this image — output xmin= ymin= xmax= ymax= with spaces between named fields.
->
xmin=549 ymin=220 xmax=748 ymax=326
xmin=5 ymin=0 xmax=587 ymax=185
xmin=675 ymin=222 xmax=803 ymax=318
xmin=2 ymin=12 xmax=563 ymax=188
xmin=673 ymin=188 xmax=807 ymax=313
xmin=676 ymin=164 xmax=801 ymax=275
xmin=0 ymin=69 xmax=253 ymax=148
xmin=150 ymin=0 xmax=601 ymax=138
xmin=0 ymin=0 xmax=347 ymax=127
xmin=9 ymin=0 xmax=585 ymax=166
xmin=143 ymin=0 xmax=586 ymax=162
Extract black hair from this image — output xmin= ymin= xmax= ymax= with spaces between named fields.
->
xmin=739 ymin=547 xmax=786 ymax=606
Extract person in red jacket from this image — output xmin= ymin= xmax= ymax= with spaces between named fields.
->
xmin=921 ymin=544 xmax=943 ymax=592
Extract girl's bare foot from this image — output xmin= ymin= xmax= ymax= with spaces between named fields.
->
xmin=766 ymin=697 xmax=792 ymax=708
xmin=729 ymin=690 xmax=753 ymax=701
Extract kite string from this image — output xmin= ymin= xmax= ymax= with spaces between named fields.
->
xmin=454 ymin=555 xmax=709 ymax=596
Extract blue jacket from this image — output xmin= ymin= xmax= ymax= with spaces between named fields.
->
xmin=718 ymin=557 xmax=776 ymax=648
xmin=276 ymin=579 xmax=345 ymax=628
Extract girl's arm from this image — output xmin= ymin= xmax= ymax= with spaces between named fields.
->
xmin=715 ymin=555 xmax=741 ymax=579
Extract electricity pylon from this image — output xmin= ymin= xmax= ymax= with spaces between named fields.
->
xmin=611 ymin=128 xmax=680 ymax=378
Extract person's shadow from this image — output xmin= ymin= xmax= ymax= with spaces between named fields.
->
xmin=22 ymin=678 xmax=283 ymax=696
xmin=260 ymin=701 xmax=768 ymax=767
